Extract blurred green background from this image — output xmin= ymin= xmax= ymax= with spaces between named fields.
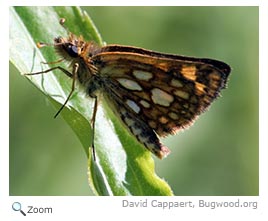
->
xmin=10 ymin=6 xmax=258 ymax=196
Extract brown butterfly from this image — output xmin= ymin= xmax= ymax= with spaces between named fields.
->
xmin=26 ymin=18 xmax=231 ymax=159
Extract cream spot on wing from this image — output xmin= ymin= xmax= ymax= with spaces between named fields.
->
xmin=117 ymin=78 xmax=142 ymax=91
xmin=132 ymin=127 xmax=142 ymax=136
xmin=151 ymin=88 xmax=174 ymax=106
xmin=126 ymin=99 xmax=141 ymax=114
xmin=183 ymin=103 xmax=189 ymax=108
xmin=168 ymin=112 xmax=179 ymax=120
xmin=124 ymin=116 xmax=135 ymax=126
xmin=137 ymin=134 xmax=149 ymax=144
xmin=181 ymin=65 xmax=197 ymax=81
xmin=180 ymin=110 xmax=187 ymax=114
xmin=159 ymin=116 xmax=168 ymax=124
xmin=133 ymin=70 xmax=153 ymax=81
xmin=139 ymin=100 xmax=150 ymax=108
xmin=149 ymin=121 xmax=157 ymax=129
xmin=170 ymin=79 xmax=183 ymax=88
xmin=173 ymin=90 xmax=189 ymax=100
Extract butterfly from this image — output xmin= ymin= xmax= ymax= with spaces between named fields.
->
xmin=26 ymin=18 xmax=231 ymax=160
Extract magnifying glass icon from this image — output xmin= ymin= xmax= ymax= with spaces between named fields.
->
xmin=12 ymin=202 xmax=26 ymax=216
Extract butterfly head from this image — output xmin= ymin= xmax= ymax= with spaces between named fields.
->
xmin=53 ymin=34 xmax=87 ymax=61
xmin=54 ymin=36 xmax=79 ymax=58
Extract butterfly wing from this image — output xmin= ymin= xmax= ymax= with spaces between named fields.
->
xmin=91 ymin=45 xmax=230 ymax=158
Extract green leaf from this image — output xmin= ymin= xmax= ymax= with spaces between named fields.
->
xmin=10 ymin=6 xmax=173 ymax=196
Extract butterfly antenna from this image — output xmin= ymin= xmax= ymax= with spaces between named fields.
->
xmin=36 ymin=42 xmax=53 ymax=48
xmin=59 ymin=18 xmax=70 ymax=33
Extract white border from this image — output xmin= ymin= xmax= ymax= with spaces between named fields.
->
xmin=3 ymin=0 xmax=267 ymax=220
xmin=3 ymin=0 xmax=263 ymax=6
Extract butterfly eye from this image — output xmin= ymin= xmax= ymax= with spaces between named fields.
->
xmin=66 ymin=44 xmax=78 ymax=57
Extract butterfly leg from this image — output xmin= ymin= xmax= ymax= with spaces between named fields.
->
xmin=25 ymin=63 xmax=78 ymax=118
xmin=53 ymin=63 xmax=79 ymax=118
xmin=90 ymin=95 xmax=98 ymax=161
xmin=25 ymin=65 xmax=73 ymax=78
